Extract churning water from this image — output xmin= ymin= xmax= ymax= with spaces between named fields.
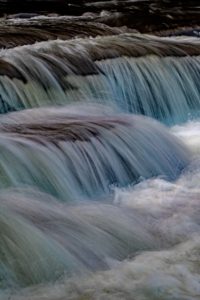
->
xmin=0 ymin=30 xmax=200 ymax=300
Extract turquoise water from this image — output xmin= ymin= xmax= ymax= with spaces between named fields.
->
xmin=0 ymin=33 xmax=200 ymax=300
xmin=0 ymin=34 xmax=200 ymax=124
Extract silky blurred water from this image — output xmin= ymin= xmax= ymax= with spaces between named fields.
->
xmin=0 ymin=118 xmax=198 ymax=299
xmin=0 ymin=31 xmax=200 ymax=300
xmin=0 ymin=34 xmax=200 ymax=124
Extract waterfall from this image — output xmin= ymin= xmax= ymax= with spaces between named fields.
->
xmin=0 ymin=188 xmax=159 ymax=287
xmin=0 ymin=105 xmax=189 ymax=200
xmin=0 ymin=34 xmax=200 ymax=124
xmin=0 ymin=11 xmax=199 ymax=300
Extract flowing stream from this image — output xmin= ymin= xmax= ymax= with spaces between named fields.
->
xmin=0 ymin=28 xmax=200 ymax=300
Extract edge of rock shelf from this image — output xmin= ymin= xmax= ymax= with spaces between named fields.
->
xmin=0 ymin=1 xmax=199 ymax=34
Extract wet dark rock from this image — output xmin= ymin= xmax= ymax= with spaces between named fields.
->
xmin=0 ymin=1 xmax=199 ymax=35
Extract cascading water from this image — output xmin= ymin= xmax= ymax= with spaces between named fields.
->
xmin=0 ymin=119 xmax=200 ymax=299
xmin=0 ymin=10 xmax=200 ymax=300
xmin=0 ymin=34 xmax=200 ymax=124
xmin=0 ymin=188 xmax=160 ymax=288
xmin=0 ymin=105 xmax=189 ymax=200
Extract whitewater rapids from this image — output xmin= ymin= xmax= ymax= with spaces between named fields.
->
xmin=0 ymin=118 xmax=199 ymax=300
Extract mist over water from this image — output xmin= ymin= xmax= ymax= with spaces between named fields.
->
xmin=0 ymin=18 xmax=200 ymax=300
